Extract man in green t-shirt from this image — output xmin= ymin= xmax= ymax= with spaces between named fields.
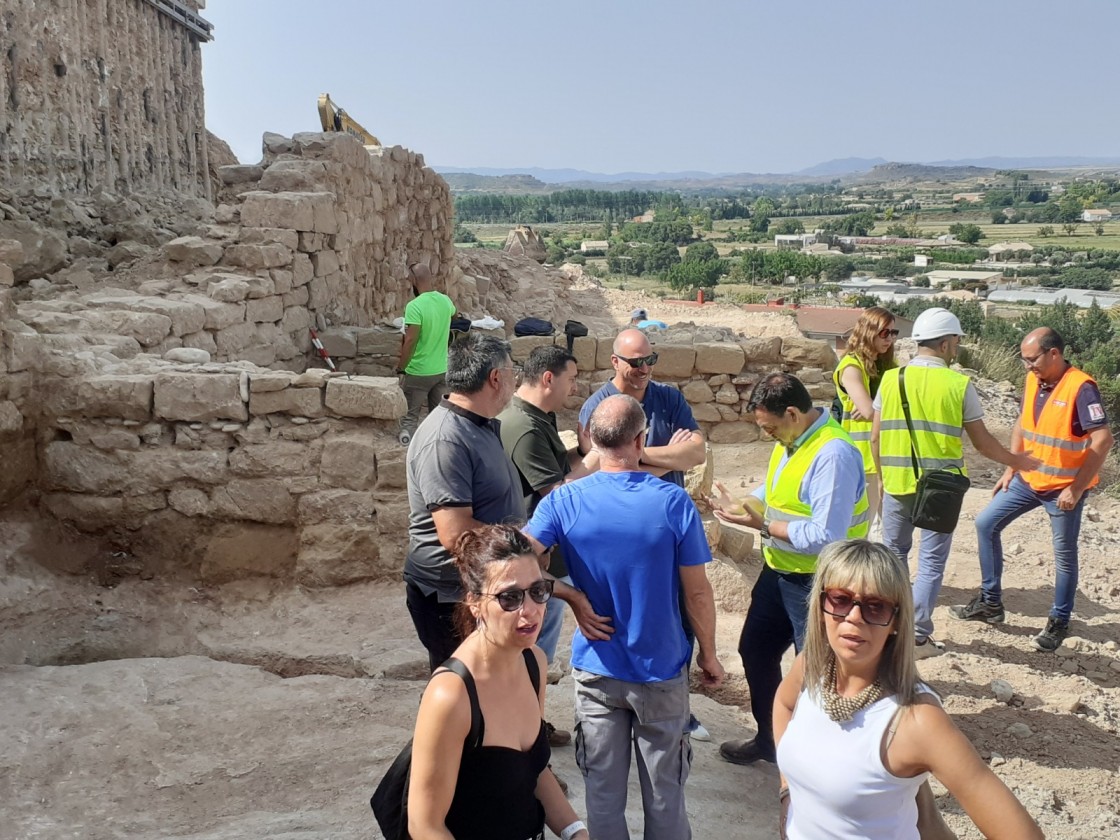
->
xmin=396 ymin=262 xmax=457 ymax=445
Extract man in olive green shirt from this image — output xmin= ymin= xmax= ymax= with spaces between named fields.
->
xmin=397 ymin=262 xmax=456 ymax=445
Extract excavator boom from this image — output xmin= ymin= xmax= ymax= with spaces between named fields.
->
xmin=317 ymin=93 xmax=381 ymax=147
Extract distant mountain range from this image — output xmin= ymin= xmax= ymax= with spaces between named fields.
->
xmin=434 ymin=156 xmax=1120 ymax=187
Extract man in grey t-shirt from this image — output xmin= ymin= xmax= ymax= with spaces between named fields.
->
xmin=404 ymin=332 xmax=523 ymax=671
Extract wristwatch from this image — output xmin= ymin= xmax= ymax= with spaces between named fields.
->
xmin=759 ymin=520 xmax=772 ymax=540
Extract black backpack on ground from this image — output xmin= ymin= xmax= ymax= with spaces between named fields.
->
xmin=563 ymin=320 xmax=588 ymax=352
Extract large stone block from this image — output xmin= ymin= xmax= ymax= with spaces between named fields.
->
xmin=296 ymin=522 xmax=382 ymax=586
xmin=259 ymin=159 xmax=329 ymax=192
xmin=129 ymin=298 xmax=207 ymax=336
xmin=320 ymin=435 xmax=378 ymax=490
xmin=223 ymin=243 xmax=292 ymax=270
xmin=229 ymin=441 xmax=320 ymax=478
xmin=570 ymin=335 xmax=597 ymax=371
xmin=249 ymin=386 xmax=325 ymax=417
xmin=240 ymin=227 xmax=300 ymax=251
xmin=128 ymin=449 xmax=230 ymax=492
xmin=718 ymin=521 xmax=756 ymax=564
xmin=509 ymin=335 xmax=555 ymax=363
xmin=298 ymin=489 xmax=375 ymax=525
xmin=43 ymin=374 xmax=154 ymax=421
xmin=210 ymin=478 xmax=297 ymax=524
xmin=741 ymin=336 xmax=783 ymax=366
xmin=595 ymin=337 xmax=617 ymax=370
xmin=684 ymin=444 xmax=714 ymax=502
xmin=42 ymin=442 xmax=128 ymax=493
xmin=356 ymin=328 xmax=403 ymax=356
xmin=154 ymin=373 xmax=248 ymax=422
xmin=780 ymin=335 xmax=838 ymax=370
xmin=207 ymin=276 xmax=251 ymax=303
xmin=240 ymin=191 xmax=321 ymax=232
xmin=375 ymin=446 xmax=407 ymax=490
xmin=694 ymin=342 xmax=745 ymax=375
xmin=246 ymin=295 xmax=283 ymax=324
xmin=201 ymin=523 xmax=297 ymax=583
xmin=654 ymin=344 xmax=696 ymax=378
xmin=324 ymin=377 xmax=406 ymax=419
xmin=708 ymin=421 xmax=761 ymax=444
xmin=180 ymin=294 xmax=246 ymax=330
xmin=43 ymin=493 xmax=126 ymax=532
xmin=318 ymin=328 xmax=357 ymax=358
xmin=691 ymin=402 xmax=722 ymax=423
xmin=214 ymin=322 xmax=258 ymax=357
xmin=681 ymin=381 xmax=715 ymax=404
xmin=163 ymin=236 xmax=223 ymax=266
xmin=82 ymin=309 xmax=172 ymax=347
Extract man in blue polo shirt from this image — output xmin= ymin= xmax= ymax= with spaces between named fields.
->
xmin=527 ymin=394 xmax=725 ymax=840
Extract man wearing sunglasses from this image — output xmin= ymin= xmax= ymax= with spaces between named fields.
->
xmin=526 ymin=394 xmax=725 ymax=840
xmin=578 ymin=328 xmax=705 ymax=487
xmin=950 ymin=327 xmax=1112 ymax=652
xmin=404 ymin=332 xmax=525 ymax=671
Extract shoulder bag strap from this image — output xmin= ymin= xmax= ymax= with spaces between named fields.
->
xmin=441 ymin=657 xmax=484 ymax=749
xmin=522 ymin=648 xmax=541 ymax=694
xmin=897 ymin=367 xmax=924 ymax=481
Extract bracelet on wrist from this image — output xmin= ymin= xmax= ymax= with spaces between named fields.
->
xmin=560 ymin=819 xmax=587 ymax=840
xmin=778 ymin=786 xmax=790 ymax=801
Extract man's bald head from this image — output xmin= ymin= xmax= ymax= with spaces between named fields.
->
xmin=589 ymin=394 xmax=646 ymax=451
xmin=409 ymin=262 xmax=434 ymax=292
xmin=1023 ymin=327 xmax=1065 ymax=356
xmin=613 ymin=328 xmax=652 ymax=358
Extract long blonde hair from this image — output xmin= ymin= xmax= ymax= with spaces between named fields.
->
xmin=804 ymin=540 xmax=920 ymax=707
xmin=845 ymin=307 xmax=898 ymax=379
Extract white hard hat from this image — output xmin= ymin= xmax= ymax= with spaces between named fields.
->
xmin=911 ymin=307 xmax=964 ymax=341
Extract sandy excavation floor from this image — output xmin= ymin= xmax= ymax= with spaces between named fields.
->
xmin=1 ymin=433 xmax=1119 ymax=839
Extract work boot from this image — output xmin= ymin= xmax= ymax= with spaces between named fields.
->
xmin=1033 ymin=617 xmax=1070 ymax=652
xmin=948 ymin=594 xmax=1005 ymax=624
xmin=914 ymin=636 xmax=946 ymax=660
xmin=719 ymin=737 xmax=776 ymax=765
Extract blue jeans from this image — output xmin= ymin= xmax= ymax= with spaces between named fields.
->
xmin=737 ymin=565 xmax=812 ymax=750
xmin=537 ymin=575 xmax=573 ymax=664
xmin=881 ymin=492 xmax=955 ymax=642
xmin=976 ymin=474 xmax=1083 ymax=621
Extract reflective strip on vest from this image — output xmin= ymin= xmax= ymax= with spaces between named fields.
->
xmin=1020 ymin=366 xmax=1100 ymax=493
xmin=762 ymin=417 xmax=870 ymax=574
xmin=877 ymin=365 xmax=970 ymax=497
xmin=833 ymin=355 xmax=876 ymax=474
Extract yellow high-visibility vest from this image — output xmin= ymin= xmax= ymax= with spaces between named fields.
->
xmin=878 ymin=364 xmax=969 ymax=497
xmin=833 ymin=354 xmax=876 ymax=474
xmin=762 ymin=417 xmax=870 ymax=574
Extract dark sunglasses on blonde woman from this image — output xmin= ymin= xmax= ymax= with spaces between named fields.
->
xmin=820 ymin=588 xmax=899 ymax=626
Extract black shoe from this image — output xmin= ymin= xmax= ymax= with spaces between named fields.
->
xmin=545 ymin=721 xmax=571 ymax=748
xmin=948 ymin=594 xmax=1005 ymax=624
xmin=719 ymin=737 xmax=776 ymax=765
xmin=1033 ymin=617 xmax=1070 ymax=652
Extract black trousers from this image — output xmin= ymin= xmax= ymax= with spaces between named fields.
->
xmin=405 ymin=580 xmax=464 ymax=673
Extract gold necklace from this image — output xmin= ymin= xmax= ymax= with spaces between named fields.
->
xmin=822 ymin=656 xmax=883 ymax=722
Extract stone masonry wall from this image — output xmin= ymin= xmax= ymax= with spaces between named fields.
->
xmin=0 ymin=0 xmax=211 ymax=198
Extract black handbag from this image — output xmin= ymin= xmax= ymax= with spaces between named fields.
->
xmin=563 ymin=319 xmax=589 ymax=353
xmin=370 ymin=658 xmax=482 ymax=840
xmin=898 ymin=367 xmax=971 ymax=534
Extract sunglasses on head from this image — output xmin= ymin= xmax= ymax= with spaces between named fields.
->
xmin=484 ymin=579 xmax=554 ymax=611
xmin=820 ymin=588 xmax=898 ymax=626
xmin=878 ymin=328 xmax=900 ymax=339
xmin=615 ymin=352 xmax=659 ymax=368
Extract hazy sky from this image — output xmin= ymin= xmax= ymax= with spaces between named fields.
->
xmin=201 ymin=0 xmax=1118 ymax=174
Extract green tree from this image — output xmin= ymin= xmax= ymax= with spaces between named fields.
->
xmin=665 ymin=258 xmax=725 ymax=292
xmin=948 ymin=223 xmax=984 ymax=245
xmin=771 ymin=218 xmax=805 ymax=236
xmin=1080 ymin=299 xmax=1115 ymax=347
xmin=912 ymin=275 xmax=931 ymax=288
xmin=1062 ymin=222 xmax=1081 ymax=237
xmin=684 ymin=241 xmax=719 ymax=262
xmin=1038 ymin=225 xmax=1055 ymax=237
xmin=1095 ymin=224 xmax=1106 ymax=236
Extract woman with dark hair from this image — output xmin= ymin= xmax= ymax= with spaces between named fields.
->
xmin=774 ymin=539 xmax=1043 ymax=840
xmin=833 ymin=307 xmax=898 ymax=531
xmin=406 ymin=524 xmax=589 ymax=840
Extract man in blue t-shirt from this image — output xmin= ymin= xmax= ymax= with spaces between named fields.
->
xmin=526 ymin=394 xmax=724 ymax=840
xmin=577 ymin=328 xmax=705 ymax=488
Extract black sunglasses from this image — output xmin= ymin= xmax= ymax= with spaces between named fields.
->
xmin=615 ymin=352 xmax=659 ymax=368
xmin=877 ymin=328 xmax=900 ymax=339
xmin=484 ymin=579 xmax=554 ymax=612
xmin=820 ymin=589 xmax=899 ymax=627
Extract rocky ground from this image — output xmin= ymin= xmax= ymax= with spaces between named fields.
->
xmin=3 ymin=419 xmax=1119 ymax=838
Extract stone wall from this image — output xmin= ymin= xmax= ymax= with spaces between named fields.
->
xmin=0 ymin=0 xmax=211 ymax=197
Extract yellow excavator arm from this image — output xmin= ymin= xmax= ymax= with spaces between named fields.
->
xmin=317 ymin=93 xmax=381 ymax=147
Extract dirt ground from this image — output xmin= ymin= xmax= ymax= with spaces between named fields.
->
xmin=2 ymin=429 xmax=1119 ymax=838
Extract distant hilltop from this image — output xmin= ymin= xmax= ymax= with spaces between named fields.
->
xmin=434 ymin=155 xmax=1120 ymax=192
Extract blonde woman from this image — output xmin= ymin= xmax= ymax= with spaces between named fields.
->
xmin=774 ymin=540 xmax=1043 ymax=840
xmin=833 ymin=307 xmax=898 ymax=531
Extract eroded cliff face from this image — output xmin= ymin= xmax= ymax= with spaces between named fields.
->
xmin=0 ymin=0 xmax=211 ymax=198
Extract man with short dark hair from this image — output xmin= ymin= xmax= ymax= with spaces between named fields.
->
xmin=404 ymin=331 xmax=522 ymax=671
xmin=396 ymin=262 xmax=456 ymax=446
xmin=498 ymin=344 xmax=600 ymax=747
xmin=711 ymin=372 xmax=868 ymax=765
xmin=950 ymin=327 xmax=1113 ymax=651
xmin=526 ymin=394 xmax=725 ymax=840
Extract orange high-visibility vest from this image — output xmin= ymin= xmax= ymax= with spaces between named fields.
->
xmin=1020 ymin=366 xmax=1099 ymax=493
